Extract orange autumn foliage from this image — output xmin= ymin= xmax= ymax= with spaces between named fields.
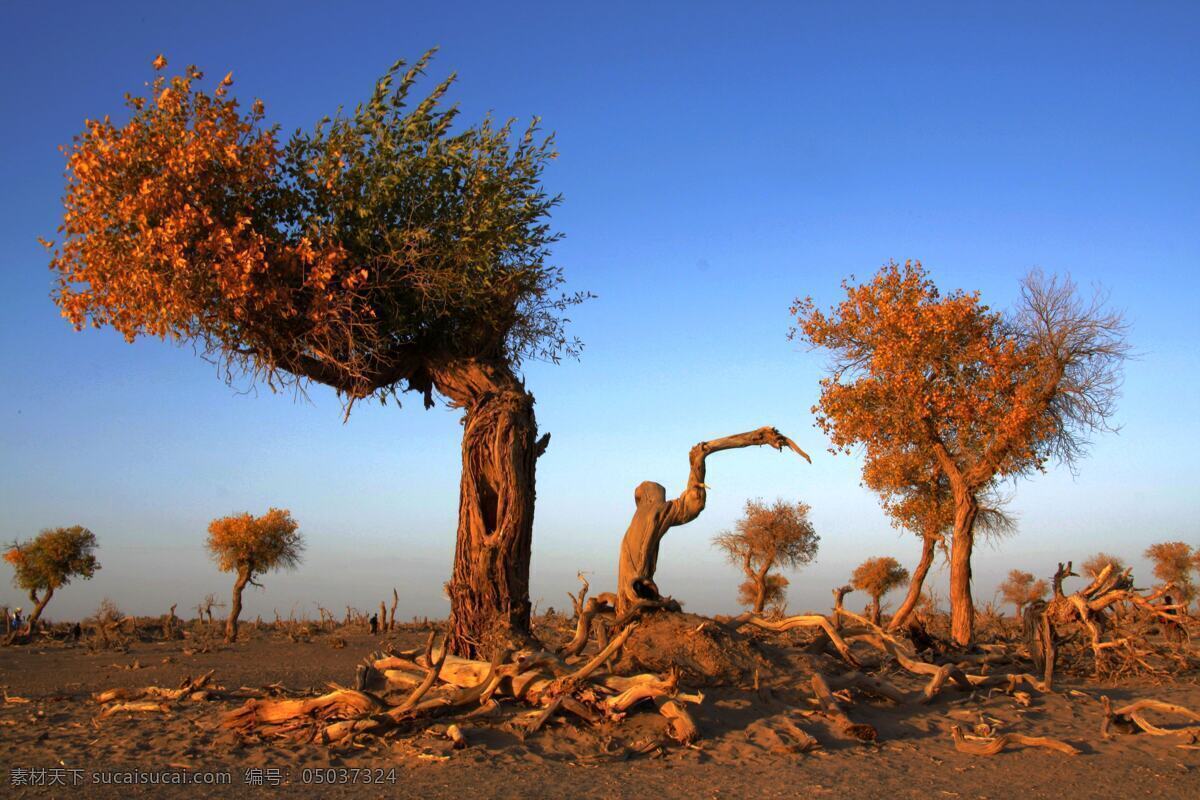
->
xmin=792 ymin=260 xmax=1128 ymax=644
xmin=206 ymin=508 xmax=303 ymax=577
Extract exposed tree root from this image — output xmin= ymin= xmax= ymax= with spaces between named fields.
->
xmin=217 ymin=620 xmax=702 ymax=748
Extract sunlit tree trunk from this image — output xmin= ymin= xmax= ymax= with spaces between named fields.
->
xmin=752 ymin=578 xmax=768 ymax=614
xmin=889 ymin=533 xmax=938 ymax=630
xmin=226 ymin=567 xmax=250 ymax=643
xmin=948 ymin=491 xmax=979 ymax=646
xmin=436 ymin=361 xmax=542 ymax=658
xmin=26 ymin=587 xmax=54 ymax=634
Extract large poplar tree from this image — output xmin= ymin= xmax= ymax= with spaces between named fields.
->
xmin=46 ymin=52 xmax=583 ymax=656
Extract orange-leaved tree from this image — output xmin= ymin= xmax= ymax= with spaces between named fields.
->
xmin=997 ymin=569 xmax=1048 ymax=617
xmin=206 ymin=509 xmax=304 ymax=642
xmin=46 ymin=52 xmax=584 ymax=656
xmin=850 ymin=556 xmax=909 ymax=624
xmin=793 ymin=260 xmax=1129 ymax=644
xmin=1143 ymin=542 xmax=1195 ymax=607
xmin=4 ymin=526 xmax=99 ymax=640
xmin=713 ymin=499 xmax=819 ymax=613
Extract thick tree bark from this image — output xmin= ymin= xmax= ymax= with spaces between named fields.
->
xmin=434 ymin=361 xmax=544 ymax=658
xmin=226 ymin=568 xmax=250 ymax=643
xmin=889 ymin=533 xmax=938 ymax=631
xmin=948 ymin=491 xmax=979 ymax=646
xmin=616 ymin=427 xmax=809 ymax=615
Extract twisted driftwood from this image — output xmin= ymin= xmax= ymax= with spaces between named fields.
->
xmin=1101 ymin=696 xmax=1200 ymax=742
xmin=219 ymin=620 xmax=702 ymax=747
xmin=616 ymin=426 xmax=809 ymax=614
xmin=950 ymin=724 xmax=1080 ymax=756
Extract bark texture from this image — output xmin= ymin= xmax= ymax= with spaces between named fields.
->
xmin=435 ymin=360 xmax=547 ymax=657
xmin=948 ymin=491 xmax=979 ymax=646
xmin=615 ymin=427 xmax=809 ymax=614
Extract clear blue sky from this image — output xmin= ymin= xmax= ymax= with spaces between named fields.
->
xmin=2 ymin=1 xmax=1197 ymax=621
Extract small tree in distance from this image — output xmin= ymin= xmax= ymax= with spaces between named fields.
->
xmin=3 ymin=526 xmax=99 ymax=640
xmin=713 ymin=499 xmax=819 ymax=614
xmin=851 ymin=556 xmax=909 ymax=624
xmin=1082 ymin=552 xmax=1126 ymax=579
xmin=206 ymin=509 xmax=304 ymax=642
xmin=998 ymin=569 xmax=1048 ymax=617
xmin=1143 ymin=542 xmax=1195 ymax=606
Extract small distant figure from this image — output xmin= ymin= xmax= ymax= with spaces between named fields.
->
xmin=71 ymin=621 xmax=83 ymax=642
xmin=369 ymin=613 xmax=379 ymax=635
xmin=11 ymin=608 xmax=23 ymax=631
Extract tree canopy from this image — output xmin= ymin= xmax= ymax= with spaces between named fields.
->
xmin=1143 ymin=542 xmax=1196 ymax=602
xmin=47 ymin=50 xmax=583 ymax=409
xmin=851 ymin=556 xmax=909 ymax=601
xmin=4 ymin=526 xmax=100 ymax=595
xmin=793 ymin=261 xmax=1128 ymax=493
xmin=714 ymin=498 xmax=819 ymax=613
xmin=206 ymin=508 xmax=304 ymax=578
xmin=713 ymin=499 xmax=819 ymax=574
xmin=998 ymin=569 xmax=1048 ymax=614
xmin=1082 ymin=552 xmax=1127 ymax=579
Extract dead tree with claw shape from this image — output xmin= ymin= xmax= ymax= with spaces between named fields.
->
xmin=615 ymin=427 xmax=810 ymax=615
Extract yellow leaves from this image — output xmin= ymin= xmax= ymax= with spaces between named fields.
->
xmin=152 ymin=53 xmax=167 ymax=71
xmin=206 ymin=508 xmax=303 ymax=575
xmin=221 ymin=71 xmax=234 ymax=87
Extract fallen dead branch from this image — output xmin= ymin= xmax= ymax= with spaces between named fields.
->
xmin=99 ymin=701 xmax=172 ymax=717
xmin=93 ymin=670 xmax=216 ymax=705
xmin=727 ymin=612 xmax=859 ymax=667
xmin=810 ymin=672 xmax=876 ymax=742
xmin=949 ymin=724 xmax=1080 ymax=756
xmin=1101 ymin=696 xmax=1200 ymax=742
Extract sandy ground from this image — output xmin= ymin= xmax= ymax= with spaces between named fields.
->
xmin=1 ymin=623 xmax=1199 ymax=799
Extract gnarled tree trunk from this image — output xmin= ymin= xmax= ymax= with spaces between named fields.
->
xmin=27 ymin=587 xmax=53 ymax=632
xmin=435 ymin=361 xmax=547 ymax=658
xmin=616 ymin=426 xmax=809 ymax=615
xmin=226 ymin=568 xmax=250 ymax=643
xmin=948 ymin=491 xmax=979 ymax=646
xmin=889 ymin=533 xmax=938 ymax=631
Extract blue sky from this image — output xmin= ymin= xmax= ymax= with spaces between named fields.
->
xmin=1 ymin=1 xmax=1197 ymax=621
